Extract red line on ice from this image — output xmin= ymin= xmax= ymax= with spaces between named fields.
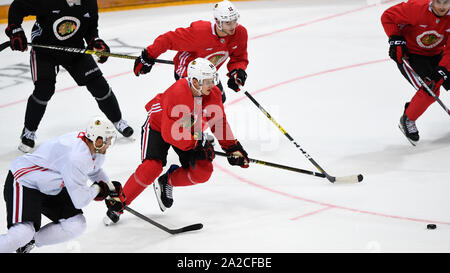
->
xmin=213 ymin=164 xmax=450 ymax=226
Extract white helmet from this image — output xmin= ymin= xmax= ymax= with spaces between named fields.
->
xmin=187 ymin=58 xmax=219 ymax=87
xmin=85 ymin=116 xmax=117 ymax=149
xmin=213 ymin=1 xmax=240 ymax=30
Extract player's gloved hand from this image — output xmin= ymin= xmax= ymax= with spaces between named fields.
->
xmin=93 ymin=180 xmax=111 ymax=201
xmin=87 ymin=37 xmax=110 ymax=63
xmin=105 ymin=181 xmax=126 ymax=214
xmin=227 ymin=69 xmax=247 ymax=92
xmin=431 ymin=66 xmax=450 ymax=91
xmin=189 ymin=133 xmax=215 ymax=167
xmin=388 ymin=35 xmax=407 ymax=64
xmin=5 ymin=24 xmax=28 ymax=52
xmin=134 ymin=49 xmax=155 ymax=76
xmin=222 ymin=140 xmax=249 ymax=168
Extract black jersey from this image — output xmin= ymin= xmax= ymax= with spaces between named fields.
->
xmin=8 ymin=0 xmax=99 ymax=48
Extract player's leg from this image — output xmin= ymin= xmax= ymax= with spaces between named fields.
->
xmin=36 ymin=188 xmax=86 ymax=248
xmin=65 ymin=54 xmax=134 ymax=137
xmin=153 ymin=148 xmax=214 ymax=212
xmin=19 ymin=49 xmax=57 ymax=152
xmin=123 ymin=124 xmax=170 ymax=204
xmin=396 ymin=54 xmax=442 ymax=143
xmin=105 ymin=124 xmax=169 ymax=224
xmin=168 ymin=155 xmax=214 ymax=187
xmin=0 ymin=171 xmax=42 ymax=252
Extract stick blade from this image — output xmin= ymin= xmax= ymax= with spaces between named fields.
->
xmin=171 ymin=223 xmax=204 ymax=234
xmin=334 ymin=174 xmax=363 ymax=184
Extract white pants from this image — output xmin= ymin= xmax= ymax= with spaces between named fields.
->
xmin=0 ymin=214 xmax=86 ymax=253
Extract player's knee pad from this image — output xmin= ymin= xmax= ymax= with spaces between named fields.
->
xmin=59 ymin=214 xmax=86 ymax=239
xmin=32 ymin=80 xmax=56 ymax=105
xmin=0 ymin=222 xmax=35 ymax=252
xmin=86 ymin=76 xmax=112 ymax=101
xmin=189 ymin=160 xmax=213 ymax=184
xmin=135 ymin=159 xmax=163 ymax=187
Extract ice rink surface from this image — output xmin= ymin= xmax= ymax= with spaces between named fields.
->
xmin=0 ymin=0 xmax=449 ymax=253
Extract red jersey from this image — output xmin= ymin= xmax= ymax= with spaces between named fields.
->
xmin=145 ymin=20 xmax=249 ymax=77
xmin=381 ymin=0 xmax=450 ymax=68
xmin=144 ymin=78 xmax=237 ymax=151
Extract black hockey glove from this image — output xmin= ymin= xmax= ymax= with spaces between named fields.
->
xmin=189 ymin=134 xmax=215 ymax=168
xmin=93 ymin=181 xmax=110 ymax=201
xmin=223 ymin=140 xmax=249 ymax=168
xmin=134 ymin=49 xmax=155 ymax=76
xmin=87 ymin=37 xmax=110 ymax=63
xmin=105 ymin=181 xmax=126 ymax=214
xmin=388 ymin=35 xmax=407 ymax=64
xmin=227 ymin=69 xmax=247 ymax=92
xmin=431 ymin=66 xmax=450 ymax=90
xmin=5 ymin=24 xmax=28 ymax=52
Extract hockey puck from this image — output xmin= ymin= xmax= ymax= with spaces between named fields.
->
xmin=357 ymin=174 xmax=364 ymax=182
xmin=427 ymin=224 xmax=436 ymax=230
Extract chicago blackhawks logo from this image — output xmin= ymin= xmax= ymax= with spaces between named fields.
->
xmin=205 ymin=51 xmax=229 ymax=67
xmin=416 ymin=30 xmax=443 ymax=49
xmin=53 ymin=16 xmax=80 ymax=40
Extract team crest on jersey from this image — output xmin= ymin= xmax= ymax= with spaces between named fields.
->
xmin=205 ymin=51 xmax=229 ymax=67
xmin=53 ymin=16 xmax=80 ymax=40
xmin=416 ymin=30 xmax=443 ymax=49
xmin=180 ymin=113 xmax=198 ymax=128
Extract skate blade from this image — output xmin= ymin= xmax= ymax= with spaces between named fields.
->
xmin=103 ymin=216 xmax=115 ymax=226
xmin=153 ymin=183 xmax=167 ymax=212
xmin=398 ymin=124 xmax=417 ymax=146
xmin=18 ymin=143 xmax=33 ymax=153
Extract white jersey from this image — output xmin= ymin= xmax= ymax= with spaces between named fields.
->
xmin=9 ymin=132 xmax=109 ymax=209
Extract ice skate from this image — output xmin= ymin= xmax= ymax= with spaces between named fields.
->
xmin=18 ymin=128 xmax=36 ymax=153
xmin=154 ymin=164 xmax=179 ymax=212
xmin=16 ymin=239 xmax=35 ymax=253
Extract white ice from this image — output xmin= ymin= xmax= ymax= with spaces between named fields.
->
xmin=0 ymin=0 xmax=449 ymax=253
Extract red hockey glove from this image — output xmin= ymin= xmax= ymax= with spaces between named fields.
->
xmin=388 ymin=35 xmax=407 ymax=64
xmin=134 ymin=49 xmax=155 ymax=76
xmin=223 ymin=140 xmax=249 ymax=168
xmin=87 ymin=37 xmax=110 ymax=63
xmin=227 ymin=69 xmax=247 ymax=92
xmin=5 ymin=24 xmax=28 ymax=52
xmin=105 ymin=181 xmax=126 ymax=214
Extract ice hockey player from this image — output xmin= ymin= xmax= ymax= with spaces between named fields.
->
xmin=5 ymin=0 xmax=134 ymax=153
xmin=381 ymin=0 xmax=450 ymax=145
xmin=104 ymin=58 xmax=249 ymax=224
xmin=0 ymin=117 xmax=126 ymax=253
xmin=133 ymin=0 xmax=248 ymax=103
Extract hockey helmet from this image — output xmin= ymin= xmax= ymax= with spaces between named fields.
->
xmin=213 ymin=1 xmax=240 ymax=30
xmin=85 ymin=116 xmax=117 ymax=149
xmin=187 ymin=58 xmax=219 ymax=87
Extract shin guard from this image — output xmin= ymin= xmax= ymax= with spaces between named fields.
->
xmin=123 ymin=159 xmax=163 ymax=204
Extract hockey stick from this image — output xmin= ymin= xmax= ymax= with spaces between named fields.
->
xmin=215 ymin=150 xmax=327 ymax=179
xmin=0 ymin=41 xmax=10 ymax=52
xmin=241 ymin=89 xmax=363 ymax=184
xmin=27 ymin=43 xmax=175 ymax=64
xmin=123 ymin=205 xmax=203 ymax=235
xmin=0 ymin=41 xmax=174 ymax=64
xmin=104 ymin=182 xmax=202 ymax=234
xmin=402 ymin=57 xmax=450 ymax=116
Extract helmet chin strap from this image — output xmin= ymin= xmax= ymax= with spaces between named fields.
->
xmin=190 ymin=79 xmax=203 ymax=97
xmin=216 ymin=21 xmax=223 ymax=31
